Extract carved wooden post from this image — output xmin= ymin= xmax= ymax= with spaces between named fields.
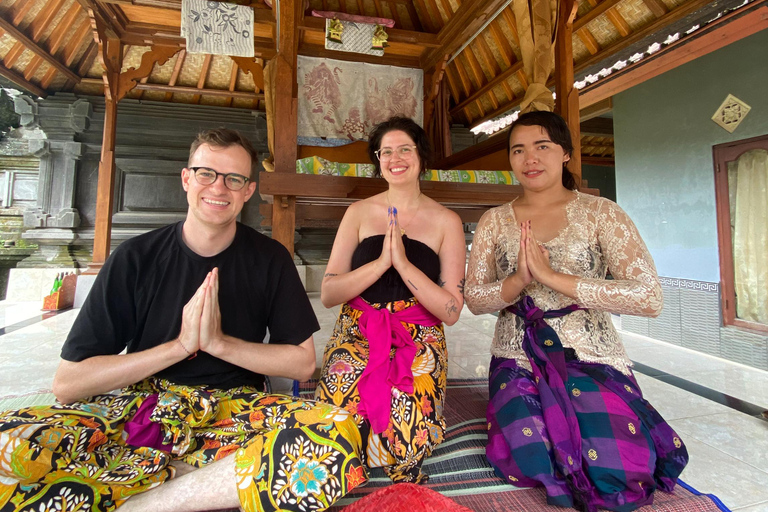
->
xmin=554 ymin=0 xmax=581 ymax=183
xmin=87 ymin=12 xmax=121 ymax=274
xmin=271 ymin=0 xmax=303 ymax=256
xmin=86 ymin=29 xmax=179 ymax=273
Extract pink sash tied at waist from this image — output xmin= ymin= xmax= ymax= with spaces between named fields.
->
xmin=349 ymin=296 xmax=442 ymax=434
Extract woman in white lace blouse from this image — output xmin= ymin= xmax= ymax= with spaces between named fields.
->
xmin=464 ymin=111 xmax=687 ymax=511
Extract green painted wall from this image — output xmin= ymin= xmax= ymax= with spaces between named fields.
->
xmin=613 ymin=28 xmax=768 ymax=282
xmin=582 ymin=164 xmax=616 ymax=202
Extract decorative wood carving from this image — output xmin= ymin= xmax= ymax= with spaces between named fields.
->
xmin=117 ymin=45 xmax=179 ymax=101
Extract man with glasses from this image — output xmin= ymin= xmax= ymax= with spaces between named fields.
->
xmin=0 ymin=129 xmax=364 ymax=512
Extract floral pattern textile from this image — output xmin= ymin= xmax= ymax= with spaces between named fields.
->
xmin=314 ymin=299 xmax=447 ymax=484
xmin=465 ymin=192 xmax=663 ymax=375
xmin=0 ymin=378 xmax=365 ymax=512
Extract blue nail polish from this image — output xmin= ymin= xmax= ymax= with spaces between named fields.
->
xmin=393 ymin=207 xmax=398 ymax=215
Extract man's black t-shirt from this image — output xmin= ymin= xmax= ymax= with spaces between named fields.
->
xmin=61 ymin=222 xmax=320 ymax=390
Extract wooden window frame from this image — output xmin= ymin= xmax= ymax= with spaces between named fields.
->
xmin=712 ymin=133 xmax=768 ymax=333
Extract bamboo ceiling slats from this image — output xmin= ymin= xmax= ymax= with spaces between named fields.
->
xmin=0 ymin=0 xmax=753 ymax=168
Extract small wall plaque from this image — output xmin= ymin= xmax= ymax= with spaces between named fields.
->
xmin=711 ymin=94 xmax=751 ymax=133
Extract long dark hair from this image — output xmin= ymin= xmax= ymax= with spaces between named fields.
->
xmin=506 ymin=111 xmax=578 ymax=190
xmin=367 ymin=116 xmax=431 ymax=178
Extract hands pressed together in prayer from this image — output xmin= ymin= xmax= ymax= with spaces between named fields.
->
xmin=177 ymin=268 xmax=224 ymax=357
xmin=516 ymin=220 xmax=555 ymax=286
xmin=375 ymin=206 xmax=410 ymax=276
xmin=501 ymin=220 xmax=574 ymax=303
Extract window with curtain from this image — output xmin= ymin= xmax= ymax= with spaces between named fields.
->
xmin=714 ymin=136 xmax=768 ymax=331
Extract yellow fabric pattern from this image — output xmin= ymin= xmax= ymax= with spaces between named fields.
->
xmin=513 ymin=0 xmax=557 ymax=113
xmin=729 ymin=149 xmax=768 ymax=324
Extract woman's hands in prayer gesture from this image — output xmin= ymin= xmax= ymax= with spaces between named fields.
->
xmin=376 ymin=207 xmax=411 ymax=277
xmin=523 ymin=220 xmax=554 ymax=285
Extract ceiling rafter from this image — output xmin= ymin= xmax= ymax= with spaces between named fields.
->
xmin=31 ymin=0 xmax=67 ymax=40
xmin=0 ymin=17 xmax=81 ymax=83
xmin=578 ymin=29 xmax=601 ymax=55
xmin=412 ymin=0 xmax=437 ymax=32
xmin=474 ymin=35 xmax=515 ymax=102
xmin=192 ymin=53 xmax=212 ymax=104
xmin=64 ymin=19 xmax=93 ymax=66
xmin=0 ymin=62 xmax=46 ymax=96
xmin=11 ymin=0 xmax=35 ymax=25
xmin=387 ymin=2 xmax=404 ymax=29
xmin=425 ymin=0 xmax=445 ymax=28
xmin=164 ymin=48 xmax=185 ymax=101
xmin=404 ymin=2 xmax=424 ymax=32
xmin=422 ymin=0 xmax=510 ymax=71
xmin=642 ymin=0 xmax=669 ymax=18
xmin=225 ymin=60 xmax=238 ymax=108
xmin=468 ymin=0 xmax=721 ymax=128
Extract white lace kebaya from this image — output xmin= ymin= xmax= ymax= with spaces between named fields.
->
xmin=465 ymin=191 xmax=663 ymax=375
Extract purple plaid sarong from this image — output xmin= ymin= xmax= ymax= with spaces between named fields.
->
xmin=486 ymin=296 xmax=688 ymax=512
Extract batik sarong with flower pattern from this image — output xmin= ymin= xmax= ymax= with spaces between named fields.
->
xmin=486 ymin=297 xmax=688 ymax=511
xmin=0 ymin=377 xmax=366 ymax=512
xmin=314 ymin=298 xmax=447 ymax=484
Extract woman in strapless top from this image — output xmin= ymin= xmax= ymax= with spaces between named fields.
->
xmin=314 ymin=116 xmax=466 ymax=484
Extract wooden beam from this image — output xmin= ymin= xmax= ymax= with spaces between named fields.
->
xmin=192 ymin=53 xmax=212 ymax=104
xmin=3 ymin=43 xmax=26 ymax=69
xmin=225 ymin=61 xmax=238 ymax=107
xmin=405 ymin=2 xmax=424 ymax=32
xmin=422 ymin=0 xmax=510 ymax=71
xmin=580 ymin=97 xmax=612 ymax=120
xmin=555 ymin=0 xmax=581 ymax=181
xmin=387 ymin=1 xmax=404 ymax=29
xmin=580 ymin=117 xmax=613 ymax=137
xmin=413 ymin=0 xmax=437 ymax=33
xmin=64 ymin=19 xmax=92 ymax=67
xmin=31 ymin=0 xmax=67 ymax=40
xmin=580 ymin=3 xmax=768 ymax=109
xmin=0 ymin=62 xmax=46 ymax=96
xmin=164 ymin=48 xmax=185 ymax=101
xmin=117 ymin=45 xmax=179 ymax=100
xmin=578 ymin=29 xmax=601 ymax=55
xmin=299 ymin=44 xmax=421 ymax=68
xmin=0 ymin=17 xmax=81 ymax=83
xmin=573 ymin=0 xmax=623 ymax=32
xmin=300 ymin=16 xmax=439 ymax=47
xmin=468 ymin=0 xmax=720 ymax=128
xmin=11 ymin=0 xmax=35 ymax=25
xmin=46 ymin=4 xmax=82 ymax=56
xmin=134 ymin=83 xmax=264 ymax=99
xmin=272 ymin=0 xmax=303 ymax=255
xmin=642 ymin=0 xmax=669 ymax=17
xmin=582 ymin=156 xmax=615 ymax=166
xmin=450 ymin=61 xmax=522 ymax=115
xmin=88 ymin=10 xmax=122 ymax=273
xmin=230 ymin=56 xmax=264 ymax=90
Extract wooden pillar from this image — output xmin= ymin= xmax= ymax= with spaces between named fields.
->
xmin=554 ymin=0 xmax=581 ymax=183
xmin=90 ymin=95 xmax=118 ymax=268
xmin=86 ymin=32 xmax=122 ymax=274
xmin=271 ymin=0 xmax=303 ymax=256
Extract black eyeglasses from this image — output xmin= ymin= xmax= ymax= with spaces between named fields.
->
xmin=188 ymin=167 xmax=250 ymax=191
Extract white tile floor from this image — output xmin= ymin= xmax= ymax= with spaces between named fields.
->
xmin=1 ymin=294 xmax=767 ymax=511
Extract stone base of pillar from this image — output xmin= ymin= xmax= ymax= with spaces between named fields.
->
xmin=17 ymin=228 xmax=84 ymax=268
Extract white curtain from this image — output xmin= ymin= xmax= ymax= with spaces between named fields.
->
xmin=728 ymin=149 xmax=768 ymax=324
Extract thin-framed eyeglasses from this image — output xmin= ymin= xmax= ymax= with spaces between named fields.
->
xmin=374 ymin=145 xmax=418 ymax=161
xmin=188 ymin=167 xmax=250 ymax=191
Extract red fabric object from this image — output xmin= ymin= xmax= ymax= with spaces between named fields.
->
xmin=349 ymin=297 xmax=441 ymax=434
xmin=342 ymin=483 xmax=473 ymax=512
xmin=311 ymin=9 xmax=396 ymax=28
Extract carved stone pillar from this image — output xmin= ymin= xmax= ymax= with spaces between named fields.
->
xmin=16 ymin=95 xmax=92 ymax=268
